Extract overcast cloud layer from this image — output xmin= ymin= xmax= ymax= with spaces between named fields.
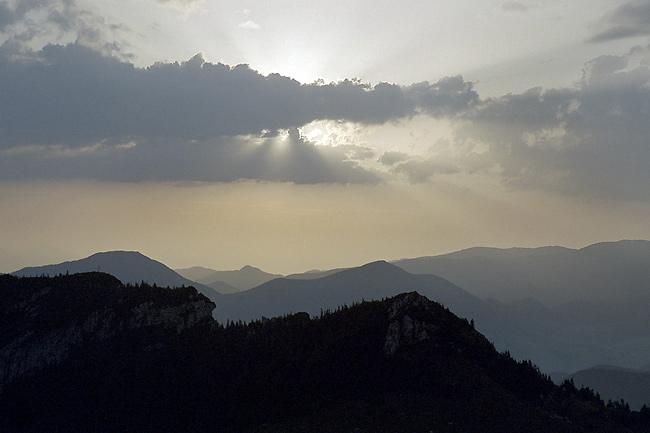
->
xmin=1 ymin=0 xmax=650 ymax=201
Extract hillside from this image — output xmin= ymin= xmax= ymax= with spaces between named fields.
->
xmin=12 ymin=251 xmax=220 ymax=302
xmin=1 ymin=275 xmax=648 ymax=432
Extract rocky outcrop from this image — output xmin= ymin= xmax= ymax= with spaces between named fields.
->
xmin=0 ymin=273 xmax=215 ymax=388
xmin=383 ymin=291 xmax=487 ymax=356
xmin=384 ymin=292 xmax=442 ymax=355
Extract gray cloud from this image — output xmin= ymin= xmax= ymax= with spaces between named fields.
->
xmin=403 ymin=76 xmax=479 ymax=117
xmin=0 ymin=43 xmax=478 ymax=150
xmin=589 ymin=0 xmax=650 ymax=42
xmin=0 ymin=128 xmax=381 ymax=184
xmin=0 ymin=42 xmax=481 ymax=184
xmin=0 ymin=2 xmax=15 ymax=32
xmin=378 ymin=151 xmax=410 ymax=166
xmin=391 ymin=158 xmax=459 ymax=184
xmin=452 ymin=49 xmax=650 ymax=201
xmin=0 ymin=0 xmax=128 ymax=54
xmin=501 ymin=2 xmax=530 ymax=12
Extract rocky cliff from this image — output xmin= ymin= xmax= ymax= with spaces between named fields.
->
xmin=0 ymin=272 xmax=214 ymax=388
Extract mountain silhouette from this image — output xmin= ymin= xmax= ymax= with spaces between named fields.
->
xmin=213 ymin=260 xmax=482 ymax=323
xmin=2 ymin=275 xmax=647 ymax=432
xmin=12 ymin=251 xmax=220 ymax=302
xmin=177 ymin=264 xmax=282 ymax=292
xmin=212 ymin=260 xmax=535 ymax=367
xmin=393 ymin=240 xmax=650 ymax=304
xmin=566 ymin=365 xmax=650 ymax=411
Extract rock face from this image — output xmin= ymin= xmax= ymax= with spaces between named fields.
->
xmin=383 ymin=291 xmax=489 ymax=356
xmin=0 ymin=272 xmax=215 ymax=388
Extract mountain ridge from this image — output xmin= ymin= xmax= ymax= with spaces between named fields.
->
xmin=12 ymin=251 xmax=221 ymax=302
xmin=2 ymin=275 xmax=648 ymax=432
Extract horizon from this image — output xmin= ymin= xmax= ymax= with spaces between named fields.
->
xmin=5 ymin=238 xmax=646 ymax=276
xmin=2 ymin=1 xmax=650 ymax=275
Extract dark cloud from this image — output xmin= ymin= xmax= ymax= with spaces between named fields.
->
xmin=452 ymin=50 xmax=650 ymax=201
xmin=0 ymin=2 xmax=16 ymax=32
xmin=589 ymin=0 xmax=650 ymax=42
xmin=0 ymin=43 xmax=478 ymax=150
xmin=403 ymin=76 xmax=479 ymax=117
xmin=0 ymin=41 xmax=481 ymax=184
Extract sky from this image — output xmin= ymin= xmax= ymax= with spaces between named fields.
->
xmin=2 ymin=0 xmax=650 ymax=274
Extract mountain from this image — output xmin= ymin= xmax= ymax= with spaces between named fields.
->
xmin=213 ymin=260 xmax=485 ymax=323
xmin=212 ymin=260 xmax=562 ymax=370
xmin=392 ymin=240 xmax=650 ymax=372
xmin=205 ymin=279 xmax=241 ymax=294
xmin=174 ymin=265 xmax=220 ymax=283
xmin=393 ymin=240 xmax=650 ymax=305
xmin=566 ymin=366 xmax=650 ymax=411
xmin=177 ymin=264 xmax=282 ymax=292
xmin=285 ymin=267 xmax=346 ymax=280
xmin=0 ymin=272 xmax=215 ymax=388
xmin=2 ymin=274 xmax=647 ymax=432
xmin=12 ymin=251 xmax=221 ymax=302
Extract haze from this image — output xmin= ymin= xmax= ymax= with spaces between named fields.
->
xmin=2 ymin=0 xmax=650 ymax=274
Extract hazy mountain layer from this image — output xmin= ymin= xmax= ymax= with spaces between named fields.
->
xmin=393 ymin=240 xmax=650 ymax=305
xmin=177 ymin=264 xmax=282 ymax=292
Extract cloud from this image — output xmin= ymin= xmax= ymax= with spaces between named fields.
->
xmin=403 ymin=76 xmax=479 ymax=117
xmin=238 ymin=20 xmax=260 ymax=29
xmin=0 ymin=2 xmax=15 ymax=32
xmin=391 ymin=158 xmax=459 ymax=184
xmin=449 ymin=48 xmax=650 ymax=201
xmin=0 ymin=43 xmax=479 ymax=150
xmin=0 ymin=128 xmax=381 ymax=184
xmin=501 ymin=2 xmax=530 ymax=12
xmin=589 ymin=0 xmax=650 ymax=42
xmin=0 ymin=41 xmax=482 ymax=184
xmin=378 ymin=151 xmax=410 ymax=166
xmin=0 ymin=0 xmax=128 ymax=55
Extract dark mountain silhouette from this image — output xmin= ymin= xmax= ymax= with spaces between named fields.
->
xmin=12 ymin=251 xmax=221 ymax=302
xmin=566 ymin=366 xmax=650 ymax=411
xmin=0 ymin=272 xmax=215 ymax=389
xmin=2 ymin=274 xmax=648 ymax=432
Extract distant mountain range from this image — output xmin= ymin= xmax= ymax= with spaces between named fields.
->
xmin=11 ymin=240 xmax=650 ymax=409
xmin=176 ymin=265 xmax=282 ymax=293
xmin=393 ymin=240 xmax=650 ymax=305
xmin=566 ymin=365 xmax=650 ymax=411
xmin=213 ymin=260 xmax=484 ymax=323
xmin=12 ymin=251 xmax=221 ymax=303
xmin=2 ymin=274 xmax=646 ymax=432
